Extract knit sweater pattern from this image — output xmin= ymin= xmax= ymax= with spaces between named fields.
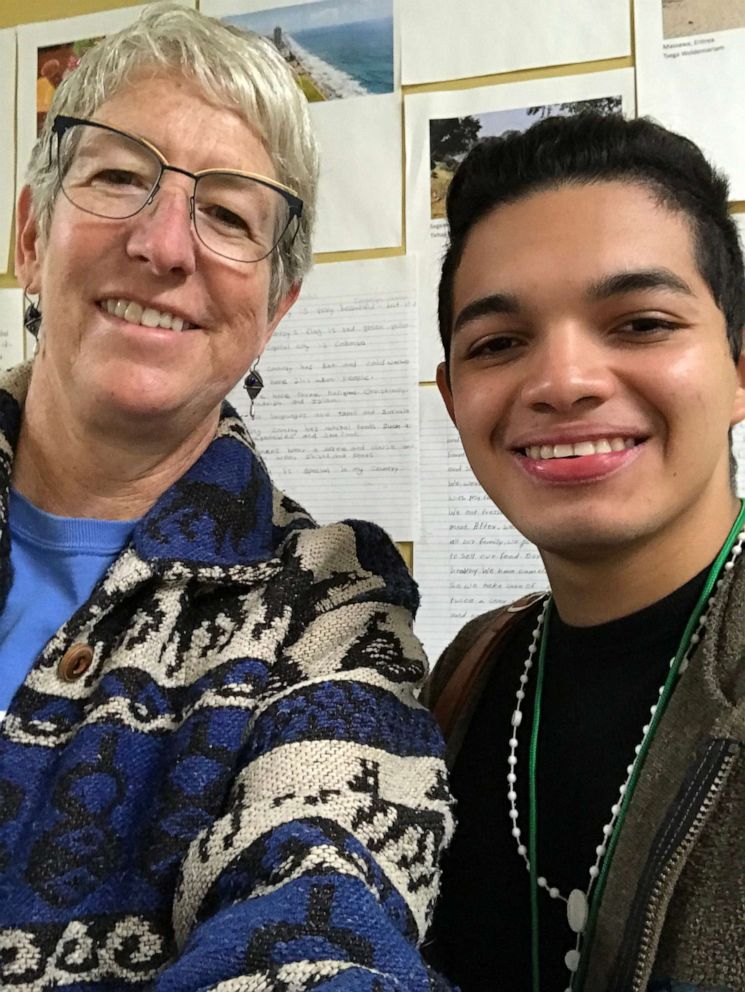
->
xmin=0 ymin=363 xmax=454 ymax=991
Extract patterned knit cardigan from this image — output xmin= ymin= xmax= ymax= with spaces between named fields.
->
xmin=0 ymin=364 xmax=454 ymax=991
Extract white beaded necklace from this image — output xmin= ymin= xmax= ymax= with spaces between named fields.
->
xmin=507 ymin=520 xmax=745 ymax=991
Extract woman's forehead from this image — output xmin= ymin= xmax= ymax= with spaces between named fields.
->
xmin=90 ymin=70 xmax=274 ymax=175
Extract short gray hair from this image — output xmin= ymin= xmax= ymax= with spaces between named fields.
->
xmin=25 ymin=0 xmax=319 ymax=310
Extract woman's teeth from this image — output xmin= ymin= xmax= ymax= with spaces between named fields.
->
xmin=101 ymin=298 xmax=190 ymax=331
xmin=524 ymin=438 xmax=636 ymax=460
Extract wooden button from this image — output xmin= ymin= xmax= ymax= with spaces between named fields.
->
xmin=58 ymin=643 xmax=94 ymax=682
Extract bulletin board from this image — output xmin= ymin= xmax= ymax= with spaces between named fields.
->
xmin=1 ymin=0 xmax=743 ymax=663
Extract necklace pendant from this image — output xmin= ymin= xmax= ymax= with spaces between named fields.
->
xmin=567 ymin=889 xmax=588 ymax=934
xmin=565 ymin=948 xmax=581 ymax=972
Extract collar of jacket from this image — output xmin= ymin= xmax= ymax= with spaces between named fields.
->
xmin=0 ymin=362 xmax=312 ymax=577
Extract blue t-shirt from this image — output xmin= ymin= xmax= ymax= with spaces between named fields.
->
xmin=0 ymin=490 xmax=136 ymax=719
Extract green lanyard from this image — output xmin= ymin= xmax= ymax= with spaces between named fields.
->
xmin=527 ymin=498 xmax=745 ymax=992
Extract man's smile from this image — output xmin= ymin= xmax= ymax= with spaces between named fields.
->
xmin=519 ymin=437 xmax=639 ymax=460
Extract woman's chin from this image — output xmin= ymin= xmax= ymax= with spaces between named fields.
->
xmin=92 ymin=374 xmax=195 ymax=427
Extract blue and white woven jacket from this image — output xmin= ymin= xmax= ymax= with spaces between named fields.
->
xmin=0 ymin=363 xmax=454 ymax=991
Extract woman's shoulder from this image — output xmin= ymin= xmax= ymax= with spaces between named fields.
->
xmin=274 ymin=513 xmax=419 ymax=612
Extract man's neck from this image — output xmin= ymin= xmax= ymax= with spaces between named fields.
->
xmin=542 ymin=496 xmax=743 ymax=627
xmin=12 ymin=370 xmax=220 ymax=521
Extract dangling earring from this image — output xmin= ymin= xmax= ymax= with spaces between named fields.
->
xmin=23 ymin=290 xmax=42 ymax=351
xmin=243 ymin=359 xmax=264 ymax=420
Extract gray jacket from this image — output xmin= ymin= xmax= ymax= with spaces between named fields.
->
xmin=425 ymin=560 xmax=745 ymax=991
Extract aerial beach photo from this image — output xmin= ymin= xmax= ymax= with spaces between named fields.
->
xmin=223 ymin=0 xmax=393 ymax=102
xmin=662 ymin=0 xmax=745 ymax=39
xmin=429 ymin=96 xmax=622 ymax=220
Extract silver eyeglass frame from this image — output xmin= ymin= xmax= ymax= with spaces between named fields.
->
xmin=50 ymin=114 xmax=304 ymax=263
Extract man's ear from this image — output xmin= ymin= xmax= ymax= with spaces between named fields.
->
xmin=15 ymin=186 xmax=43 ymax=293
xmin=731 ymin=345 xmax=745 ymax=427
xmin=436 ymin=360 xmax=457 ymax=426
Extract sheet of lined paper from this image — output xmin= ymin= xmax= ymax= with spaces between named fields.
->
xmin=415 ymin=387 xmax=547 ymax=664
xmin=230 ymin=255 xmax=418 ymax=541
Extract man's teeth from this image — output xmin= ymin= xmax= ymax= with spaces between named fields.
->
xmin=524 ymin=438 xmax=636 ymax=460
xmin=102 ymin=298 xmax=188 ymax=332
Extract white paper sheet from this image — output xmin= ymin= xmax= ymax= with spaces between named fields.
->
xmin=0 ymin=31 xmax=15 ymax=272
xmin=733 ymin=423 xmax=745 ymax=495
xmin=728 ymin=214 xmax=745 ymax=493
xmin=415 ymin=387 xmax=547 ymax=665
xmin=636 ymin=0 xmax=745 ymax=199
xmin=201 ymin=0 xmax=402 ymax=253
xmin=400 ymin=0 xmax=631 ymax=86
xmin=16 ymin=2 xmax=195 ymax=195
xmin=228 ymin=255 xmax=418 ymax=540
xmin=0 ymin=290 xmax=26 ymax=369
xmin=404 ymin=69 xmax=636 ymax=380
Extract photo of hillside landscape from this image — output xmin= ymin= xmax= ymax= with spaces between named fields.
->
xmin=429 ymin=96 xmax=622 ymax=219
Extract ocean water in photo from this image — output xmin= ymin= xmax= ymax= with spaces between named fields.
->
xmin=288 ymin=17 xmax=393 ymax=99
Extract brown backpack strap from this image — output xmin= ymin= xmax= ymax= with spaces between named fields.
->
xmin=433 ymin=592 xmax=546 ymax=740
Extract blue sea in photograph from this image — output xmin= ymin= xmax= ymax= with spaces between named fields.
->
xmin=289 ymin=17 xmax=393 ymax=98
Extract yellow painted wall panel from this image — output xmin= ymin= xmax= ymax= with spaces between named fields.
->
xmin=0 ymin=1 xmax=140 ymax=30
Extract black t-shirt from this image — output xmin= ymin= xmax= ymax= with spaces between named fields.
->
xmin=426 ymin=568 xmax=708 ymax=992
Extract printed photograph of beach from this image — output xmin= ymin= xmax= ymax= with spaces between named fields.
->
xmin=223 ymin=0 xmax=393 ymax=102
xmin=429 ymin=96 xmax=623 ymax=220
xmin=662 ymin=0 xmax=745 ymax=39
xmin=36 ymin=37 xmax=100 ymax=134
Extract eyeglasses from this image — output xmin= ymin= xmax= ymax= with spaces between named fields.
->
xmin=51 ymin=115 xmax=304 ymax=264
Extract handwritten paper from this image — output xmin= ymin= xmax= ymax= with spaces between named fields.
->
xmin=731 ymin=215 xmax=745 ymax=494
xmin=401 ymin=0 xmax=630 ymax=86
xmin=636 ymin=0 xmax=745 ymax=199
xmin=415 ymin=387 xmax=547 ymax=664
xmin=404 ymin=69 xmax=636 ymax=379
xmin=228 ymin=255 xmax=418 ymax=540
xmin=733 ymin=424 xmax=745 ymax=495
xmin=0 ymin=30 xmax=15 ymax=272
xmin=0 ymin=290 xmax=26 ymax=369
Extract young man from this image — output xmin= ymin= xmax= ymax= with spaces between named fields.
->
xmin=424 ymin=113 xmax=745 ymax=992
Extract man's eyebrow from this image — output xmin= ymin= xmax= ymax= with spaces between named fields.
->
xmin=452 ymin=292 xmax=521 ymax=336
xmin=451 ymin=269 xmax=694 ymax=336
xmin=587 ymin=268 xmax=694 ymax=301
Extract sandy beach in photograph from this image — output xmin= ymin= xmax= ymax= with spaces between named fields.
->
xmin=267 ymin=25 xmax=368 ymax=103
xmin=226 ymin=3 xmax=393 ymax=104
xmin=273 ymin=29 xmax=371 ymax=101
xmin=284 ymin=46 xmax=329 ymax=100
xmin=662 ymin=0 xmax=745 ymax=38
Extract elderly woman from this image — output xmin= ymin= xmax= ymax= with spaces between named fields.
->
xmin=0 ymin=4 xmax=453 ymax=988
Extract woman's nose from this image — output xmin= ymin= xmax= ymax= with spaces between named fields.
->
xmin=124 ymin=183 xmax=198 ymax=277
